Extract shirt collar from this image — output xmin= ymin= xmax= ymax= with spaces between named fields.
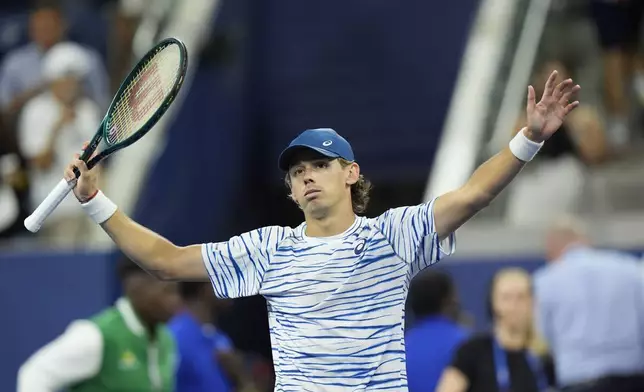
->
xmin=559 ymin=243 xmax=589 ymax=260
xmin=116 ymin=297 xmax=146 ymax=337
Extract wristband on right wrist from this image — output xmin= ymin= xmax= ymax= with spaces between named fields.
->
xmin=81 ymin=190 xmax=117 ymax=225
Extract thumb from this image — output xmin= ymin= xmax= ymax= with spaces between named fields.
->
xmin=527 ymin=85 xmax=536 ymax=113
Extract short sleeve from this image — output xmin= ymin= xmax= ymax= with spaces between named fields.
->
xmin=201 ymin=226 xmax=288 ymax=299
xmin=450 ymin=338 xmax=480 ymax=382
xmin=375 ymin=198 xmax=456 ymax=276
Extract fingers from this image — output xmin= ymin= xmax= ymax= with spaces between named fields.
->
xmin=564 ymin=101 xmax=580 ymax=115
xmin=542 ymin=70 xmax=558 ymax=99
xmin=560 ymin=84 xmax=581 ymax=105
xmin=79 ymin=141 xmax=99 ymax=161
xmin=64 ymin=164 xmax=76 ymax=182
xmin=64 ymin=141 xmax=93 ymax=181
xmin=527 ymin=85 xmax=536 ymax=112
xmin=552 ymin=78 xmax=573 ymax=100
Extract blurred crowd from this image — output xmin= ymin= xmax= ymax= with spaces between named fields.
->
xmin=0 ymin=0 xmax=151 ymax=246
xmin=505 ymin=0 xmax=644 ymax=226
xmin=407 ymin=217 xmax=644 ymax=392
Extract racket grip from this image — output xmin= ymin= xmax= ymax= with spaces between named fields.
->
xmin=24 ymin=178 xmax=77 ymax=233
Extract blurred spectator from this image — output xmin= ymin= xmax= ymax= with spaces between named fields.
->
xmin=0 ymin=0 xmax=109 ymax=124
xmin=17 ymin=258 xmax=180 ymax=392
xmin=589 ymin=0 xmax=644 ymax=147
xmin=533 ymin=217 xmax=644 ymax=392
xmin=506 ymin=60 xmax=608 ymax=227
xmin=108 ymin=0 xmax=151 ymax=94
xmin=170 ymin=282 xmax=259 ymax=392
xmin=17 ymin=41 xmax=101 ymax=247
xmin=436 ymin=268 xmax=547 ymax=392
xmin=0 ymin=117 xmax=29 ymax=239
xmin=405 ymin=270 xmax=469 ymax=392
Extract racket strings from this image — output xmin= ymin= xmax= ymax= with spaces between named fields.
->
xmin=107 ymin=44 xmax=181 ymax=145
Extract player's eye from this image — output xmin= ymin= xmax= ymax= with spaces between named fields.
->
xmin=315 ymin=161 xmax=329 ymax=169
xmin=291 ymin=167 xmax=304 ymax=177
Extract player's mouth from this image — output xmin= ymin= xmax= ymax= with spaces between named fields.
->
xmin=304 ymin=189 xmax=321 ymax=198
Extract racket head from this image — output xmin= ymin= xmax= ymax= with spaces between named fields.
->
xmin=88 ymin=37 xmax=188 ymax=167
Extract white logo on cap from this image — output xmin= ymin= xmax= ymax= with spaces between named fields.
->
xmin=322 ymin=140 xmax=333 ymax=147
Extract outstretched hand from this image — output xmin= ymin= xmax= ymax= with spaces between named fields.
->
xmin=525 ymin=70 xmax=580 ymax=143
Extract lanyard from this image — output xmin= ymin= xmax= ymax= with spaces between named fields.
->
xmin=492 ymin=338 xmax=548 ymax=392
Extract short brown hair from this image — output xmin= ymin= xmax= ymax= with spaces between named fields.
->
xmin=284 ymin=158 xmax=372 ymax=214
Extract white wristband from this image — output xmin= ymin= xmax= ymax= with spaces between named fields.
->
xmin=509 ymin=128 xmax=544 ymax=162
xmin=81 ymin=190 xmax=118 ymax=225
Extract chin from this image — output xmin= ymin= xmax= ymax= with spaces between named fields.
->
xmin=306 ymin=204 xmax=330 ymax=219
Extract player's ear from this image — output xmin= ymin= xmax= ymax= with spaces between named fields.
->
xmin=345 ymin=162 xmax=360 ymax=186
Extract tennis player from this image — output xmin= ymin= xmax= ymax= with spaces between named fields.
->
xmin=65 ymin=71 xmax=578 ymax=391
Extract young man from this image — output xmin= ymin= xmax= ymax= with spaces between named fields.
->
xmin=63 ymin=71 xmax=579 ymax=391
xmin=17 ymin=258 xmax=180 ymax=392
xmin=170 ymin=282 xmax=259 ymax=392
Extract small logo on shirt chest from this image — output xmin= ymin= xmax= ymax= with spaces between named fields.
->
xmin=354 ymin=239 xmax=366 ymax=255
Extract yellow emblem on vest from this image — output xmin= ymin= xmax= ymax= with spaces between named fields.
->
xmin=118 ymin=350 xmax=139 ymax=370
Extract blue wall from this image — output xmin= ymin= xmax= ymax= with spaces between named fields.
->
xmin=0 ymin=251 xmax=113 ymax=392
xmin=0 ymin=249 xmax=543 ymax=391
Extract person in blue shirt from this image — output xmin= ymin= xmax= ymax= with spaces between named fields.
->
xmin=169 ymin=282 xmax=258 ymax=392
xmin=405 ymin=270 xmax=469 ymax=392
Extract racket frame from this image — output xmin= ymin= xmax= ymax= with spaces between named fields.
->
xmin=82 ymin=37 xmax=188 ymax=170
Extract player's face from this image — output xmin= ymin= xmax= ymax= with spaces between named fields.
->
xmin=288 ymin=151 xmax=358 ymax=218
xmin=491 ymin=273 xmax=533 ymax=331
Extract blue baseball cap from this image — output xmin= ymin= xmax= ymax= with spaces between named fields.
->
xmin=278 ymin=128 xmax=355 ymax=171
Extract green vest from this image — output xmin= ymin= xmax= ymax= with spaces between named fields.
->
xmin=69 ymin=298 xmax=176 ymax=392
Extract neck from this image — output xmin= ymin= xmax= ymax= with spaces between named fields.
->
xmin=494 ymin=324 xmax=529 ymax=350
xmin=305 ymin=204 xmax=356 ymax=237
xmin=184 ymin=301 xmax=213 ymax=325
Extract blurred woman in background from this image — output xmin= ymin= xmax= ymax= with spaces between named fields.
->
xmin=436 ymin=268 xmax=549 ymax=392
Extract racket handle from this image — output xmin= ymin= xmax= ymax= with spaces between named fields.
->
xmin=24 ymin=178 xmax=77 ymax=233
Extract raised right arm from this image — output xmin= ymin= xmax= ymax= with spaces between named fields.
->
xmin=101 ymin=210 xmax=206 ymax=280
xmin=65 ymin=153 xmax=281 ymax=292
xmin=65 ymin=153 xmax=206 ymax=281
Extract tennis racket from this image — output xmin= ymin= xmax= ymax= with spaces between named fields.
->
xmin=24 ymin=37 xmax=188 ymax=233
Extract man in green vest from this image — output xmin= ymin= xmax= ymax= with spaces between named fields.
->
xmin=17 ymin=257 xmax=180 ymax=391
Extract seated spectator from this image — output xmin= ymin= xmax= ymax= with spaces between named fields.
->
xmin=436 ymin=268 xmax=547 ymax=392
xmin=0 ymin=0 xmax=109 ymax=123
xmin=589 ymin=0 xmax=644 ymax=147
xmin=405 ymin=270 xmax=469 ymax=392
xmin=505 ymin=59 xmax=608 ymax=227
xmin=169 ymin=282 xmax=259 ymax=392
xmin=17 ymin=41 xmax=101 ymax=247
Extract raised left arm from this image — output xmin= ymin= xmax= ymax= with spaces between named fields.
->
xmin=433 ymin=70 xmax=580 ymax=240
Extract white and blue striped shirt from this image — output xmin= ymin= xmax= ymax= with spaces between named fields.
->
xmin=201 ymin=199 xmax=456 ymax=391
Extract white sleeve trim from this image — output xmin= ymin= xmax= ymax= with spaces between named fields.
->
xmin=17 ymin=320 xmax=103 ymax=392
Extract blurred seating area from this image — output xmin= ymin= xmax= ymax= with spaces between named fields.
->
xmin=427 ymin=0 xmax=644 ymax=257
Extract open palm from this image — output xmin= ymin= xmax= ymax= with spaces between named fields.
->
xmin=526 ymin=70 xmax=580 ymax=143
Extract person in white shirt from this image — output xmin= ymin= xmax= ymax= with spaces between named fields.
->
xmin=61 ymin=70 xmax=579 ymax=390
xmin=18 ymin=41 xmax=100 ymax=247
